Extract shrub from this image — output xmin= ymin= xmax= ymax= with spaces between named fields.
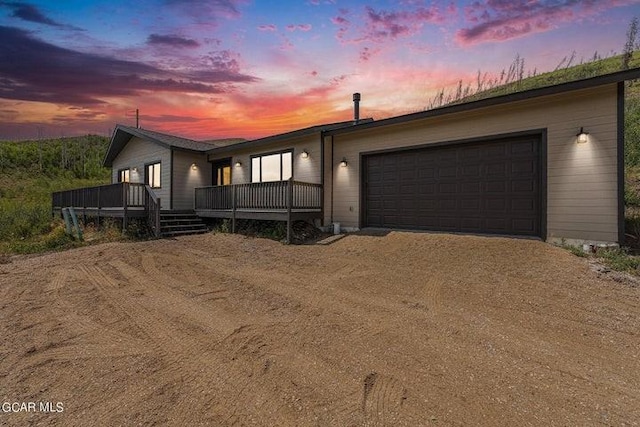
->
xmin=598 ymin=247 xmax=640 ymax=272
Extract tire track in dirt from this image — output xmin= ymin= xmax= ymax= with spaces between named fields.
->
xmin=78 ymin=262 xmax=361 ymax=425
xmin=15 ymin=268 xmax=149 ymax=366
xmin=362 ymin=372 xmax=408 ymax=426
xmin=139 ymin=254 xmax=424 ymax=425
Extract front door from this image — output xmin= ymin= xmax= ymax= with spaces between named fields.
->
xmin=211 ymin=158 xmax=232 ymax=186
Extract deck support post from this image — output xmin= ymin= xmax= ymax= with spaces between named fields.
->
xmin=286 ymin=178 xmax=293 ymax=244
xmin=231 ymin=185 xmax=237 ymax=234
xmin=97 ymin=186 xmax=101 ymax=223
xmin=122 ymin=183 xmax=128 ymax=232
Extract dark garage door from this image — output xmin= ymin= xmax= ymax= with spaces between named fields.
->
xmin=363 ymin=134 xmax=542 ymax=237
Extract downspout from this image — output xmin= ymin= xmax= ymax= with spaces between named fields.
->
xmin=330 ymin=135 xmax=334 ymax=225
xmin=320 ymin=130 xmax=325 ymax=227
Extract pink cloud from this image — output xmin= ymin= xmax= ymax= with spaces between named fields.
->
xmin=286 ymin=24 xmax=312 ymax=32
xmin=332 ymin=4 xmax=446 ymax=45
xmin=456 ymin=0 xmax=639 ymax=46
xmin=257 ymin=24 xmax=277 ymax=32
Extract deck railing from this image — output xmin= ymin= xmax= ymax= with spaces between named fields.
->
xmin=194 ymin=179 xmax=322 ymax=211
xmin=52 ymin=182 xmax=160 ymax=237
xmin=52 ymin=182 xmax=147 ymax=210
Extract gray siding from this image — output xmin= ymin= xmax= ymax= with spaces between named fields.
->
xmin=208 ymin=134 xmax=322 ymax=185
xmin=172 ymin=151 xmax=211 ymax=210
xmin=331 ymin=84 xmax=620 ymax=244
xmin=110 ymin=136 xmax=171 ymax=209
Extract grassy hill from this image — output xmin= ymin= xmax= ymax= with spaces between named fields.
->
xmin=0 ymin=135 xmax=111 ymax=253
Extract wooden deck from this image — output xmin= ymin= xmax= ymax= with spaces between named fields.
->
xmin=195 ymin=180 xmax=323 ymax=241
xmin=53 ymin=179 xmax=323 ymax=242
xmin=52 ymin=182 xmax=161 ymax=237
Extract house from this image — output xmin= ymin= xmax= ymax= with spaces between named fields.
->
xmin=53 ymin=68 xmax=640 ymax=245
xmin=103 ymin=125 xmax=244 ymax=210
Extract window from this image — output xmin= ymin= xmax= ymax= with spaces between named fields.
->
xmin=212 ymin=159 xmax=232 ymax=186
xmin=146 ymin=162 xmax=161 ymax=188
xmin=117 ymin=168 xmax=130 ymax=183
xmin=251 ymin=151 xmax=292 ymax=183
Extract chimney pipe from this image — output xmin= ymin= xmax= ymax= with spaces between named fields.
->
xmin=353 ymin=92 xmax=361 ymax=124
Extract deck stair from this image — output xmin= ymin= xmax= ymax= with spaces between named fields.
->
xmin=160 ymin=211 xmax=208 ymax=237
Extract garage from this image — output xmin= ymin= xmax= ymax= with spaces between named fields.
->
xmin=363 ymin=133 xmax=544 ymax=237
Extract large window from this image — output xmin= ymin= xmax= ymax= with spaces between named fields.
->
xmin=117 ymin=168 xmax=130 ymax=183
xmin=146 ymin=162 xmax=161 ymax=188
xmin=251 ymin=151 xmax=292 ymax=183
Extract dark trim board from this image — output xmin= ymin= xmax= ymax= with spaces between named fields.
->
xmin=359 ymin=129 xmax=547 ymax=239
xmin=618 ymin=81 xmax=626 ymax=245
xmin=170 ymin=150 xmax=174 ymax=210
xmin=195 ymin=209 xmax=321 ymax=222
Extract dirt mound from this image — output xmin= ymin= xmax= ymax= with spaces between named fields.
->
xmin=1 ymin=232 xmax=639 ymax=425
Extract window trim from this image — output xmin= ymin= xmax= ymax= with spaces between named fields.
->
xmin=145 ymin=161 xmax=162 ymax=189
xmin=117 ymin=168 xmax=130 ymax=183
xmin=250 ymin=149 xmax=293 ymax=183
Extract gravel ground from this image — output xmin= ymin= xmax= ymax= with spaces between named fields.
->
xmin=1 ymin=231 xmax=639 ymax=426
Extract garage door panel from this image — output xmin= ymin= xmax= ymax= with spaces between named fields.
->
xmin=512 ymin=179 xmax=535 ymax=192
xmin=512 ymin=218 xmax=536 ymax=233
xmin=487 ymin=162 xmax=507 ymax=177
xmin=460 ymin=199 xmax=481 ymax=210
xmin=511 ymin=140 xmax=536 ymax=155
xmin=486 ymin=218 xmax=507 ymax=230
xmin=461 ymin=182 xmax=481 ymax=193
xmin=364 ymin=134 xmax=542 ymax=237
xmin=512 ymin=159 xmax=535 ymax=174
xmin=486 ymin=198 xmax=507 ymax=211
xmin=512 ymin=198 xmax=535 ymax=211
xmin=461 ymin=164 xmax=481 ymax=177
xmin=438 ymin=166 xmax=457 ymax=178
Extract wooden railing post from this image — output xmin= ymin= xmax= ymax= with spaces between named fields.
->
xmin=231 ymin=185 xmax=237 ymax=234
xmin=286 ymin=178 xmax=293 ymax=244
xmin=155 ymin=197 xmax=161 ymax=237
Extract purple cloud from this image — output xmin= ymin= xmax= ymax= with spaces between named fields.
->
xmin=333 ymin=4 xmax=445 ymax=45
xmin=0 ymin=26 xmax=258 ymax=106
xmin=164 ymin=0 xmax=244 ymax=23
xmin=258 ymin=24 xmax=277 ymax=32
xmin=0 ymin=1 xmax=82 ymax=30
xmin=147 ymin=34 xmax=200 ymax=48
xmin=456 ymin=0 xmax=637 ymax=45
xmin=286 ymin=24 xmax=312 ymax=32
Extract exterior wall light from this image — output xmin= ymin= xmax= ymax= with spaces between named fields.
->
xmin=191 ymin=162 xmax=197 ymax=171
xmin=301 ymin=150 xmax=309 ymax=159
xmin=132 ymin=167 xmax=138 ymax=173
xmin=235 ymin=160 xmax=242 ymax=167
xmin=576 ymin=127 xmax=589 ymax=144
xmin=340 ymin=158 xmax=348 ymax=167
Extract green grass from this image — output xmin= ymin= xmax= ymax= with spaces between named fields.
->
xmin=597 ymin=248 xmax=640 ymax=273
xmin=449 ymin=51 xmax=640 ymax=106
xmin=0 ymin=135 xmax=111 ymax=253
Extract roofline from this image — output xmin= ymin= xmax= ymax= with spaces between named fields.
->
xmin=325 ymin=68 xmax=640 ymax=136
xmin=103 ymin=124 xmax=214 ymax=167
xmin=206 ymin=119 xmax=372 ymax=156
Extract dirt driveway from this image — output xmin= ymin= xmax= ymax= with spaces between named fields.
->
xmin=1 ymin=231 xmax=639 ymax=426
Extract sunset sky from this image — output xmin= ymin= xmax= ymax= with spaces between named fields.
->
xmin=1 ymin=0 xmax=640 ymax=141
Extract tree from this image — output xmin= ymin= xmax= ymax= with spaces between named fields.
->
xmin=622 ymin=17 xmax=638 ymax=70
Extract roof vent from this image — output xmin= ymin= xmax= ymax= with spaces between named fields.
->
xmin=353 ymin=93 xmax=361 ymax=124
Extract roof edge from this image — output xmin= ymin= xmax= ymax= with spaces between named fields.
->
xmin=206 ymin=118 xmax=373 ymax=156
xmin=325 ymin=68 xmax=640 ymax=136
